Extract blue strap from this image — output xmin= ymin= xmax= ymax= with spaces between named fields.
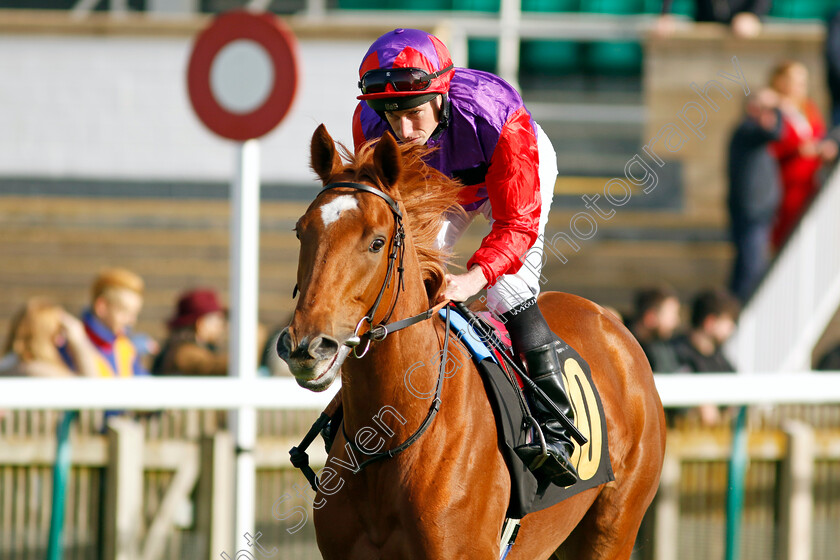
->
xmin=438 ymin=308 xmax=497 ymax=363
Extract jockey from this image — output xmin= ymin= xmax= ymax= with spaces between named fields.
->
xmin=353 ymin=28 xmax=577 ymax=487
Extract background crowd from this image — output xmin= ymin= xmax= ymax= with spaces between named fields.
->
xmin=727 ymin=56 xmax=840 ymax=303
xmin=0 ymin=268 xmax=289 ymax=384
xmin=3 ymin=2 xmax=840 ymax=428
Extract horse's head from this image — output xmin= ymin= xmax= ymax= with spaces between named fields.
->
xmin=277 ymin=125 xmax=414 ymax=391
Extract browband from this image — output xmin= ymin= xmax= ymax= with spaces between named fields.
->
xmin=320 ymin=182 xmax=402 ymax=218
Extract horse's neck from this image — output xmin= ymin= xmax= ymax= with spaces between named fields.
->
xmin=341 ymin=227 xmax=450 ymax=441
xmin=342 ymin=304 xmax=444 ymax=438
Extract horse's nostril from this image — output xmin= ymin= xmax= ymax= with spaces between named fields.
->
xmin=308 ymin=335 xmax=340 ymax=360
xmin=276 ymin=328 xmax=293 ymax=359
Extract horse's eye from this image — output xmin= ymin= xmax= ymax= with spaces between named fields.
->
xmin=293 ymin=227 xmax=300 ymax=240
xmin=369 ymin=238 xmax=386 ymax=253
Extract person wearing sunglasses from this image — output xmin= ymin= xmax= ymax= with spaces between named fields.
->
xmin=349 ymin=28 xmax=578 ymax=487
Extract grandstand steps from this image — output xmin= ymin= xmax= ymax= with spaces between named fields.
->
xmin=1 ymin=195 xmax=731 ymax=342
xmin=525 ymin=93 xmax=645 ymax=179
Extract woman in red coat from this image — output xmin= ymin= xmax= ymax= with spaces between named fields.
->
xmin=768 ymin=61 xmax=835 ymax=248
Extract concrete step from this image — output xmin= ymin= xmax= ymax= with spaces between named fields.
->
xmin=0 ymin=195 xmax=733 ymax=342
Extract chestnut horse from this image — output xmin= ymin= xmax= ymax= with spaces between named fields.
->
xmin=279 ymin=124 xmax=666 ymax=559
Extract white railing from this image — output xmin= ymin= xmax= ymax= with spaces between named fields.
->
xmin=2 ymin=374 xmax=837 ymax=556
xmin=0 ymin=377 xmax=337 ymax=410
xmin=725 ymin=165 xmax=840 ymax=372
xmin=1 ymin=374 xmax=840 ymax=410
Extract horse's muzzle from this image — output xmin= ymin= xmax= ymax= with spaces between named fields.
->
xmin=276 ymin=327 xmax=340 ymax=378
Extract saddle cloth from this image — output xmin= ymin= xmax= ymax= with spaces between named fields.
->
xmin=440 ymin=307 xmax=614 ymax=519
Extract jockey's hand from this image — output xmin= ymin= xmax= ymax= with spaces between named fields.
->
xmin=439 ymin=266 xmax=487 ymax=303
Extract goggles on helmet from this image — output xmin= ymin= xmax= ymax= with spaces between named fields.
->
xmin=358 ymin=64 xmax=454 ymax=95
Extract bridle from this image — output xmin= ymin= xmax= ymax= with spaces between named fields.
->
xmin=290 ymin=180 xmax=587 ymax=490
xmin=311 ymin=181 xmax=448 ymax=356
xmin=318 ymin=181 xmax=407 ymax=357
xmin=289 ymin=180 xmax=452 ymax=490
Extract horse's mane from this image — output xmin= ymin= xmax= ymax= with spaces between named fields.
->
xmin=338 ymin=139 xmax=467 ymax=303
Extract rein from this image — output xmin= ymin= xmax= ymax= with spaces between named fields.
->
xmin=342 ymin=305 xmax=451 ymax=472
xmin=290 ymin=181 xmax=452 ymax=491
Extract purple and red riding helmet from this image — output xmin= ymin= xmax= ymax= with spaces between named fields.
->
xmin=357 ymin=28 xmax=454 ymax=112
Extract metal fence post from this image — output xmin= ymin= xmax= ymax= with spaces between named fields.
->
xmin=46 ymin=411 xmax=77 ymax=560
xmin=725 ymin=406 xmax=749 ymax=560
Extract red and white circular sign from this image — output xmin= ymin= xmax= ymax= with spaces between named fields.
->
xmin=187 ymin=10 xmax=298 ymax=141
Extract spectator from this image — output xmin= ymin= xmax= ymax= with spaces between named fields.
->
xmin=628 ymin=285 xmax=683 ymax=373
xmin=816 ymin=343 xmax=840 ymax=371
xmin=152 ymin=288 xmax=228 ymax=376
xmin=672 ymin=289 xmax=740 ymax=426
xmin=82 ymin=268 xmax=148 ymax=377
xmin=130 ymin=332 xmax=160 ymax=373
xmin=826 ymin=8 xmax=840 ymax=127
xmin=1 ymin=297 xmax=98 ymax=377
xmin=727 ymin=88 xmax=783 ymax=303
xmin=768 ymin=61 xmax=835 ymax=249
xmin=656 ymin=0 xmax=769 ymax=38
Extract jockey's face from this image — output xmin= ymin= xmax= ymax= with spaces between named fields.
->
xmin=384 ymin=96 xmax=441 ymax=146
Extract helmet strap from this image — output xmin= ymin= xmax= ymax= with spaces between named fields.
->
xmin=371 ymin=93 xmax=450 ymax=143
xmin=429 ymin=94 xmax=450 ymax=141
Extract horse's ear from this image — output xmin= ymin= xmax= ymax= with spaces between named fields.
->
xmin=372 ymin=131 xmax=402 ymax=189
xmin=310 ymin=124 xmax=341 ymax=184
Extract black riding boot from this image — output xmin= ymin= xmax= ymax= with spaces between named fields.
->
xmin=501 ymin=298 xmax=579 ymax=487
xmin=518 ymin=342 xmax=579 ymax=486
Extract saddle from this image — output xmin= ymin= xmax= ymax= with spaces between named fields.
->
xmin=441 ymin=305 xmax=614 ymax=519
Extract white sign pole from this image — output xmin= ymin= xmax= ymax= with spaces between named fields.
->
xmin=188 ymin=12 xmax=298 ymax=552
xmin=230 ymin=138 xmax=260 ymax=550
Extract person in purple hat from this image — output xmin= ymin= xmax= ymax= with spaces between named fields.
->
xmin=152 ymin=288 xmax=229 ymax=376
xmin=353 ymin=28 xmax=576 ymax=486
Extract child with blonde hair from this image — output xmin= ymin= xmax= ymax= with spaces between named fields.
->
xmin=82 ymin=268 xmax=149 ymax=377
xmin=1 ymin=297 xmax=98 ymax=377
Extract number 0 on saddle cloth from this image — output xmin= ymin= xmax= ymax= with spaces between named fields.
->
xmin=440 ymin=307 xmax=615 ymax=518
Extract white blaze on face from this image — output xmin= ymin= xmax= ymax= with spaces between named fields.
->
xmin=320 ymin=196 xmax=359 ymax=227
